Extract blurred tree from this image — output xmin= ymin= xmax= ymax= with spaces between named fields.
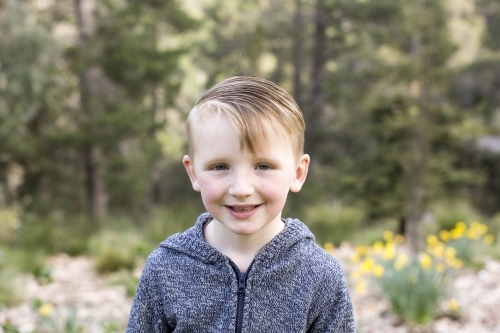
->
xmin=90 ymin=0 xmax=197 ymax=222
xmin=0 ymin=0 xmax=78 ymax=212
xmin=319 ymin=0 xmax=482 ymax=253
xmin=450 ymin=0 xmax=500 ymax=215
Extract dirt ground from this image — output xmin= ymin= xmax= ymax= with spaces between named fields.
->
xmin=1 ymin=249 xmax=499 ymax=333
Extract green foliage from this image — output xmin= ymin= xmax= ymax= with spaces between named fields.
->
xmin=32 ymin=302 xmax=84 ymax=333
xmin=349 ymin=219 xmax=399 ymax=246
xmin=430 ymin=200 xmax=482 ymax=232
xmin=0 ymin=264 xmax=23 ymax=307
xmin=436 ymin=221 xmax=496 ymax=268
xmin=10 ymin=213 xmax=90 ymax=256
xmin=1 ymin=321 xmax=20 ymax=333
xmin=9 ymin=250 xmax=51 ymax=284
xmin=89 ymin=231 xmax=143 ymax=274
xmin=101 ymin=321 xmax=123 ymax=333
xmin=349 ymin=230 xmax=462 ymax=326
xmin=145 ymin=205 xmax=201 ymax=246
xmin=106 ymin=270 xmax=140 ymax=298
xmin=378 ymin=260 xmax=449 ymax=325
xmin=304 ymin=202 xmax=364 ymax=246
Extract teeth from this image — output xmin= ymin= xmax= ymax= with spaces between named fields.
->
xmin=232 ymin=206 xmax=255 ymax=212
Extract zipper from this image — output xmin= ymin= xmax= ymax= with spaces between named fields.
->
xmin=230 ymin=261 xmax=255 ymax=333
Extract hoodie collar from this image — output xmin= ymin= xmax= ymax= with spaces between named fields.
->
xmin=159 ymin=212 xmax=315 ymax=265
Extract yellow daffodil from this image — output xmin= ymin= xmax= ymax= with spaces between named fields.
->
xmin=471 ymin=221 xmax=488 ymax=235
xmin=455 ymin=222 xmax=467 ymax=230
xmin=449 ymin=299 xmax=459 ymax=311
xmin=361 ymin=257 xmax=375 ymax=273
xmin=451 ymin=227 xmax=464 ymax=239
xmin=439 ymin=230 xmax=450 ymax=242
xmin=350 ymin=253 xmax=360 ymax=263
xmin=477 ymin=223 xmax=488 ymax=235
xmin=394 ymin=234 xmax=404 ymax=244
xmin=372 ymin=241 xmax=384 ymax=253
xmin=356 ymin=245 xmax=367 ymax=257
xmin=324 ymin=242 xmax=334 ymax=253
xmin=436 ymin=263 xmax=446 ymax=273
xmin=445 ymin=247 xmax=456 ymax=258
xmin=429 ymin=242 xmax=445 ymax=258
xmin=382 ymin=243 xmax=396 ymax=260
xmin=39 ymin=304 xmax=53 ymax=317
xmin=465 ymin=229 xmax=478 ymax=240
xmin=383 ymin=230 xmax=394 ymax=242
xmin=426 ymin=234 xmax=439 ymax=247
xmin=446 ymin=257 xmax=463 ymax=269
xmin=373 ymin=265 xmax=384 ymax=277
xmin=419 ymin=253 xmax=433 ymax=270
xmin=484 ymin=234 xmax=494 ymax=245
xmin=356 ymin=281 xmax=367 ymax=294
xmin=394 ymin=253 xmax=408 ymax=271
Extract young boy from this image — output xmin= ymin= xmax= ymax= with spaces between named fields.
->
xmin=126 ymin=76 xmax=355 ymax=332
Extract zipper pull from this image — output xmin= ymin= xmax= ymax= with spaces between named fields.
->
xmin=238 ymin=272 xmax=246 ymax=293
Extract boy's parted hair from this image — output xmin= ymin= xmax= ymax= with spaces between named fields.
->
xmin=187 ymin=76 xmax=305 ymax=157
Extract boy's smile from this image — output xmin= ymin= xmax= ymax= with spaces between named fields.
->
xmin=183 ymin=114 xmax=309 ymax=241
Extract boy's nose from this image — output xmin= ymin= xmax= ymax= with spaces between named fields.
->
xmin=228 ymin=173 xmax=254 ymax=197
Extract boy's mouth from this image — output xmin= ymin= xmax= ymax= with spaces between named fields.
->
xmin=227 ymin=205 xmax=261 ymax=212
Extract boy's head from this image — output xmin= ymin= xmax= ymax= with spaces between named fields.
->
xmin=183 ymin=76 xmax=309 ymax=238
xmin=186 ymin=76 xmax=305 ymax=159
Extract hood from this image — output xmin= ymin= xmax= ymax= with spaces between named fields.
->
xmin=159 ymin=212 xmax=315 ymax=265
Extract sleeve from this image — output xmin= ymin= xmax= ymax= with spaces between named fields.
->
xmin=307 ymin=261 xmax=356 ymax=333
xmin=126 ymin=252 xmax=172 ymax=333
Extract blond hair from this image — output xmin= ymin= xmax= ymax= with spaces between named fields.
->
xmin=187 ymin=76 xmax=305 ymax=157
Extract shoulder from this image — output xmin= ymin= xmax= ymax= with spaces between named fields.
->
xmin=296 ymin=239 xmax=346 ymax=281
xmin=282 ymin=218 xmax=345 ymax=277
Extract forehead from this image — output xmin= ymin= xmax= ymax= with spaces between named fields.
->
xmin=190 ymin=113 xmax=294 ymax=156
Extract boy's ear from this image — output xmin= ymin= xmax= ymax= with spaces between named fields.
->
xmin=290 ymin=154 xmax=310 ymax=193
xmin=183 ymin=155 xmax=200 ymax=192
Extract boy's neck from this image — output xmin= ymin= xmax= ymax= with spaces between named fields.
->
xmin=203 ymin=217 xmax=285 ymax=272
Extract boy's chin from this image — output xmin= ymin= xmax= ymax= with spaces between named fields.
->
xmin=212 ymin=216 xmax=284 ymax=238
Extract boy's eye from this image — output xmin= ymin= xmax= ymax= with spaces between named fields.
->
xmin=256 ymin=164 xmax=271 ymax=170
xmin=213 ymin=164 xmax=228 ymax=171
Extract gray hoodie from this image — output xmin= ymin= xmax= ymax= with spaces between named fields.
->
xmin=126 ymin=213 xmax=355 ymax=332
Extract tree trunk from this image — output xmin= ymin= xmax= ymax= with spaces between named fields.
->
xmin=307 ymin=0 xmax=327 ymax=157
xmin=141 ymin=86 xmax=159 ymax=222
xmin=84 ymin=145 xmax=108 ymax=222
xmin=403 ymin=2 xmax=428 ymax=255
xmin=75 ymin=0 xmax=108 ymax=224
xmin=292 ymin=0 xmax=304 ymax=107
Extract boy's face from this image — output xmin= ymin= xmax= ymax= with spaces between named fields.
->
xmin=183 ymin=114 xmax=309 ymax=238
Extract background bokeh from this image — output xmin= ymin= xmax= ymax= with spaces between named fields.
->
xmin=1 ymin=0 xmax=500 ymax=331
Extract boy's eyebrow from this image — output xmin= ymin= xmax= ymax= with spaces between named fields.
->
xmin=199 ymin=151 xmax=286 ymax=165
xmin=199 ymin=156 xmax=232 ymax=167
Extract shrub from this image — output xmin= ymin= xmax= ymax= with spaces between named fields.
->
xmin=106 ymin=269 xmax=140 ymax=298
xmin=435 ymin=221 xmax=495 ymax=267
xmin=430 ymin=201 xmax=481 ymax=233
xmin=305 ymin=202 xmax=364 ymax=246
xmin=89 ymin=231 xmax=143 ymax=274
xmin=145 ymin=206 xmax=200 ymax=246
xmin=0 ymin=207 xmax=20 ymax=243
xmin=0 ymin=250 xmax=24 ymax=306
xmin=348 ymin=231 xmax=463 ymax=326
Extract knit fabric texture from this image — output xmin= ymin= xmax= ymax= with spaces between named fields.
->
xmin=126 ymin=213 xmax=355 ymax=332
